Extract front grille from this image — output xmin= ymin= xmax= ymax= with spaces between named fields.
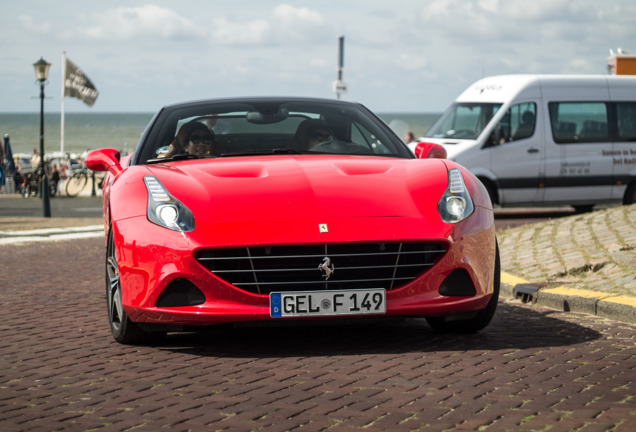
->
xmin=196 ymin=242 xmax=447 ymax=295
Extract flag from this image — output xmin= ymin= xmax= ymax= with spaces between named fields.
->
xmin=64 ymin=57 xmax=98 ymax=107
xmin=4 ymin=134 xmax=17 ymax=176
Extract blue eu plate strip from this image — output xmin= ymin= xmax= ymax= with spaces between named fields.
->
xmin=270 ymin=292 xmax=282 ymax=317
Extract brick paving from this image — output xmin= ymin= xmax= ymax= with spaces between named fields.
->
xmin=498 ymin=204 xmax=636 ymax=297
xmin=2 ymin=238 xmax=636 ymax=431
xmin=497 ymin=204 xmax=636 ymax=324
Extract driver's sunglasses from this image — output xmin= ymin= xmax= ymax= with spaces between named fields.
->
xmin=311 ymin=132 xmax=331 ymax=142
xmin=190 ymin=135 xmax=212 ymax=145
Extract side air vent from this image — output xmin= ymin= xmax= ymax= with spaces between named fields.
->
xmin=438 ymin=269 xmax=476 ymax=297
xmin=156 ymin=278 xmax=206 ymax=307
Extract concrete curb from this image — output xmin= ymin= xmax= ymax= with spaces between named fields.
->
xmin=501 ymin=272 xmax=636 ymax=325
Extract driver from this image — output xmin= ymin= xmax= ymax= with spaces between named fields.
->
xmin=289 ymin=119 xmax=334 ymax=151
xmin=159 ymin=120 xmax=220 ymax=158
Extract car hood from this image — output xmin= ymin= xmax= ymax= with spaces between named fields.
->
xmin=144 ymin=155 xmax=449 ymax=222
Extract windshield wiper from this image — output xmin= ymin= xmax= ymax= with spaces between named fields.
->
xmin=218 ymin=148 xmax=300 ymax=157
xmin=146 ymin=149 xmax=300 ymax=163
xmin=146 ymin=154 xmax=207 ymax=164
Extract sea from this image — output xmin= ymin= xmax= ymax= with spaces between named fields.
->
xmin=0 ymin=112 xmax=441 ymax=158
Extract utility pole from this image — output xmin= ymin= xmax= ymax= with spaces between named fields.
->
xmin=332 ymin=36 xmax=347 ymax=99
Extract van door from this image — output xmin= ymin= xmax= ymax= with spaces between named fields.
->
xmin=486 ymin=101 xmax=544 ymax=204
xmin=544 ymin=101 xmax=614 ymax=205
xmin=610 ymin=96 xmax=636 ymax=202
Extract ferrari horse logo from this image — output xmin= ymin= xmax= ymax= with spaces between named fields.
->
xmin=318 ymin=257 xmax=335 ymax=280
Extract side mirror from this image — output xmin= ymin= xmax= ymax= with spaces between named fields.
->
xmin=85 ymin=148 xmax=123 ymax=176
xmin=414 ymin=142 xmax=447 ymax=159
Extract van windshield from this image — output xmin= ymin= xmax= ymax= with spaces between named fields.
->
xmin=426 ymin=102 xmax=502 ymax=140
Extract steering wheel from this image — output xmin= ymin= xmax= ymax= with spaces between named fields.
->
xmin=309 ymin=140 xmax=348 ymax=153
xmin=448 ymin=129 xmax=475 ymax=139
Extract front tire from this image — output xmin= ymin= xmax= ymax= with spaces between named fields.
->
xmin=624 ymin=182 xmax=636 ymax=205
xmin=478 ymin=177 xmax=498 ymax=206
xmin=106 ymin=227 xmax=146 ymax=344
xmin=426 ymin=239 xmax=500 ymax=333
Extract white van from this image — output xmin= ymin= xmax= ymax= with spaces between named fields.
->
xmin=411 ymin=74 xmax=636 ymax=210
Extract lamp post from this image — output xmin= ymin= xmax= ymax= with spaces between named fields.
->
xmin=33 ymin=57 xmax=51 ymax=217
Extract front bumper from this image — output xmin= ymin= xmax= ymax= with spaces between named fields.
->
xmin=114 ymin=207 xmax=496 ymax=325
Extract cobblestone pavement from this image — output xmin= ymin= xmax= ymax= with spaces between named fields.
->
xmin=497 ymin=204 xmax=636 ymax=324
xmin=2 ymin=236 xmax=636 ymax=431
xmin=2 ymin=196 xmax=636 ymax=430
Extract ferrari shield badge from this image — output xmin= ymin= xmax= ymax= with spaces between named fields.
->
xmin=319 ymin=223 xmax=328 ymax=233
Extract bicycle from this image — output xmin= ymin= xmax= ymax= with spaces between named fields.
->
xmin=22 ymin=171 xmax=40 ymax=198
xmin=65 ymin=164 xmax=90 ymax=197
xmin=22 ymin=166 xmax=58 ymax=198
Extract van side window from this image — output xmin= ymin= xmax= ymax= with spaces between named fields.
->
xmin=549 ymin=102 xmax=609 ymax=143
xmin=616 ymin=102 xmax=636 ymax=142
xmin=510 ymin=103 xmax=536 ymax=141
xmin=490 ymin=102 xmax=536 ymax=145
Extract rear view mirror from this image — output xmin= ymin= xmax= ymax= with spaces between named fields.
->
xmin=414 ymin=142 xmax=447 ymax=159
xmin=246 ymin=108 xmax=289 ymax=124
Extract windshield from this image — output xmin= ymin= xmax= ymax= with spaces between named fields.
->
xmin=137 ymin=99 xmax=411 ymax=164
xmin=425 ymin=102 xmax=502 ymax=140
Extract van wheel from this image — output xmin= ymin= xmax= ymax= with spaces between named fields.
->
xmin=624 ymin=183 xmax=636 ymax=205
xmin=478 ymin=178 xmax=498 ymax=206
xmin=573 ymin=205 xmax=594 ymax=213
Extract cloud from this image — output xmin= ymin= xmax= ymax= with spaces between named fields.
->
xmin=211 ymin=3 xmax=330 ymax=46
xmin=272 ymin=4 xmax=324 ymax=26
xmin=62 ymin=3 xmax=330 ymax=48
xmin=78 ymin=5 xmax=202 ymax=41
xmin=412 ymin=0 xmax=579 ymax=42
xmin=18 ymin=14 xmax=52 ymax=34
xmin=211 ymin=17 xmax=270 ymax=45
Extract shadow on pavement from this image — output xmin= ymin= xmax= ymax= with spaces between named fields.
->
xmin=149 ymin=302 xmax=601 ymax=358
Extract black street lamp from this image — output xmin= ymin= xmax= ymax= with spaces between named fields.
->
xmin=33 ymin=57 xmax=51 ymax=217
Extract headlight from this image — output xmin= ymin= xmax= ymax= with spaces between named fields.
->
xmin=437 ymin=168 xmax=474 ymax=223
xmin=144 ymin=176 xmax=194 ymax=232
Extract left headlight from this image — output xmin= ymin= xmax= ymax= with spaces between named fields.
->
xmin=437 ymin=168 xmax=474 ymax=223
xmin=144 ymin=176 xmax=195 ymax=232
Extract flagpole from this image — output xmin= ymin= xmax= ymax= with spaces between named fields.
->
xmin=60 ymin=51 xmax=66 ymax=155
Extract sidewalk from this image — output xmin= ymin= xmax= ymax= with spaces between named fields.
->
xmin=497 ymin=204 xmax=636 ymax=324
xmin=0 ymin=193 xmax=103 ymax=231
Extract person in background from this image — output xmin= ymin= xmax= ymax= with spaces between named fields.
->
xmin=405 ymin=132 xmax=416 ymax=144
xmin=30 ymin=149 xmax=41 ymax=173
xmin=0 ymin=140 xmax=5 ymax=193
xmin=13 ymin=157 xmax=23 ymax=194
xmin=50 ymin=165 xmax=60 ymax=197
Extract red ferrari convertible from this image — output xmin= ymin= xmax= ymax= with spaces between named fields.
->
xmin=86 ymin=97 xmax=499 ymax=344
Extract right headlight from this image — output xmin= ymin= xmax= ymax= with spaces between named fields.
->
xmin=144 ymin=176 xmax=195 ymax=232
xmin=437 ymin=168 xmax=474 ymax=223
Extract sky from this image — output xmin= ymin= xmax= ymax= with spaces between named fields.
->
xmin=1 ymin=0 xmax=634 ymax=114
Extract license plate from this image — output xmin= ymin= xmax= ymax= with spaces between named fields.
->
xmin=270 ymin=289 xmax=386 ymax=318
